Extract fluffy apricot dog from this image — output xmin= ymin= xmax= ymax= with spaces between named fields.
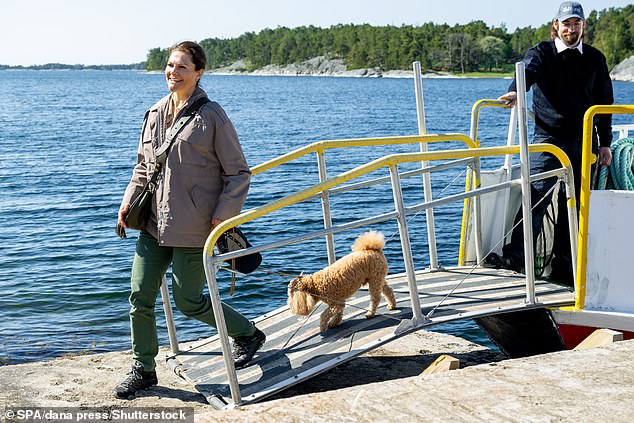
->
xmin=287 ymin=231 xmax=397 ymax=332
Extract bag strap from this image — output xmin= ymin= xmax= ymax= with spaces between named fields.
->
xmin=155 ymin=97 xmax=211 ymax=166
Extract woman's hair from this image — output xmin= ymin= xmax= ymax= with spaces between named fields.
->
xmin=170 ymin=41 xmax=207 ymax=71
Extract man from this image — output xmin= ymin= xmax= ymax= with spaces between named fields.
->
xmin=485 ymin=1 xmax=613 ymax=285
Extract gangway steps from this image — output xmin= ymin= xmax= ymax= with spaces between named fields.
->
xmin=166 ymin=267 xmax=573 ymax=408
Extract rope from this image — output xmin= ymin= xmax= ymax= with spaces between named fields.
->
xmin=218 ymin=265 xmax=299 ymax=284
xmin=598 ymin=137 xmax=634 ymax=190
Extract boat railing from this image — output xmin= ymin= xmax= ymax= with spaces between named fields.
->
xmin=574 ymin=104 xmax=634 ymax=310
xmin=198 ymin=141 xmax=574 ymax=405
xmin=613 ymin=123 xmax=634 ymax=139
xmin=461 ymin=98 xmax=514 ymax=266
xmin=249 ymin=133 xmax=476 ymax=265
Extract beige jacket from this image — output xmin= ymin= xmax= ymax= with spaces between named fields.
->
xmin=122 ymin=87 xmax=251 ymax=248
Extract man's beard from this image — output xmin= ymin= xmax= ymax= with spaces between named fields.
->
xmin=562 ymin=32 xmax=581 ymax=46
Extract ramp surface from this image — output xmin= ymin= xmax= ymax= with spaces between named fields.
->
xmin=166 ymin=267 xmax=573 ymax=408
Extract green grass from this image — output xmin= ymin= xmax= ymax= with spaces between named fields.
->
xmin=457 ymin=71 xmax=514 ymax=78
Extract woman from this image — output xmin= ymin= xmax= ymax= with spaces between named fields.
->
xmin=114 ymin=41 xmax=265 ymax=399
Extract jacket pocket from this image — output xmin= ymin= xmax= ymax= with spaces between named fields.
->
xmin=174 ymin=122 xmax=210 ymax=167
xmin=189 ymin=184 xmax=217 ymax=221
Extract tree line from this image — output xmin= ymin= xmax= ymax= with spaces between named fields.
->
xmin=145 ymin=5 xmax=634 ymax=73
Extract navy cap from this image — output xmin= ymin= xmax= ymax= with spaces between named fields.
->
xmin=556 ymin=1 xmax=585 ymax=21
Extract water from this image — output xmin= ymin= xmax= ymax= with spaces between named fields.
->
xmin=1 ymin=71 xmax=632 ymax=365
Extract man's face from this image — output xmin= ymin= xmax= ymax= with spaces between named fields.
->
xmin=554 ymin=17 xmax=585 ymax=47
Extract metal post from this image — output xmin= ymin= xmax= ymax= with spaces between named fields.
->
xmin=390 ymin=163 xmax=424 ymax=324
xmin=471 ymin=160 xmax=483 ymax=262
xmin=159 ymin=275 xmax=179 ymax=355
xmin=564 ymin=167 xmax=579 ymax=287
xmin=501 ymin=106 xmax=518 ymax=246
xmin=515 ymin=62 xmax=536 ymax=303
xmin=203 ymin=254 xmax=242 ymax=404
xmin=504 ymin=106 xmax=518 ymax=171
xmin=467 ymin=110 xmax=484 ymax=263
xmin=413 ymin=61 xmax=439 ymax=270
xmin=317 ymin=151 xmax=336 ymax=265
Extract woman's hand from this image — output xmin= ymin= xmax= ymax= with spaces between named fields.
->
xmin=118 ymin=203 xmax=130 ymax=229
xmin=211 ymin=217 xmax=223 ymax=229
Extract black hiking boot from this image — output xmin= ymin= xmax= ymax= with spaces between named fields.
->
xmin=113 ymin=361 xmax=158 ymax=399
xmin=232 ymin=327 xmax=266 ymax=369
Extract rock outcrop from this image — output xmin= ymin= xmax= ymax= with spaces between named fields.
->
xmin=209 ymin=56 xmax=456 ymax=78
xmin=611 ymin=55 xmax=634 ymax=82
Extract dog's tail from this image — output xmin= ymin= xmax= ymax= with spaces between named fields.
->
xmin=351 ymin=230 xmax=385 ymax=252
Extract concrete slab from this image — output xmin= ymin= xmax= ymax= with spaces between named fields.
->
xmin=2 ymin=333 xmax=633 ymax=422
xmin=0 ymin=330 xmax=499 ymax=410
xmin=203 ymin=339 xmax=634 ymax=423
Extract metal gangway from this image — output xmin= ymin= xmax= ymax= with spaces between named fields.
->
xmin=157 ymin=63 xmax=578 ymax=408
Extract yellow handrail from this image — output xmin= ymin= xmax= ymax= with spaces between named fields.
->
xmin=204 ymin=142 xmax=570 ymax=257
xmin=470 ymin=99 xmax=508 ymax=146
xmin=575 ymin=104 xmax=634 ymax=310
xmin=250 ymin=133 xmax=476 ymax=175
xmin=458 ymin=99 xmax=510 ymax=265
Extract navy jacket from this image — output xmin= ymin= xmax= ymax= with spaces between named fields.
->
xmin=509 ymin=40 xmax=614 ymax=150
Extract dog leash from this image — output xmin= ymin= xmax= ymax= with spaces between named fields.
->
xmin=218 ymin=265 xmax=301 ymax=283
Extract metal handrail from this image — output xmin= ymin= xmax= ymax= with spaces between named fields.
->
xmin=251 ymin=133 xmax=477 ymax=266
xmin=470 ymin=99 xmax=508 ymax=146
xmin=206 ymin=143 xmax=562 ymax=256
xmin=413 ymin=61 xmax=438 ymax=270
xmin=309 ymin=158 xmax=475 ymax=200
xmin=459 ymin=98 xmax=510 ymax=266
xmin=202 ymin=142 xmax=573 ymax=405
xmin=575 ymin=104 xmax=634 ymax=310
xmin=250 ymin=133 xmax=477 ymax=175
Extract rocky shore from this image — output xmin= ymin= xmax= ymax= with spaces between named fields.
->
xmin=611 ymin=55 xmax=634 ymax=82
xmin=208 ymin=56 xmax=457 ymax=79
xmin=206 ymin=55 xmax=634 ymax=81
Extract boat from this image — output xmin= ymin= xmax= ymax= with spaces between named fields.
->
xmin=151 ymin=62 xmax=634 ymax=408
xmin=470 ymin=106 xmax=634 ymax=355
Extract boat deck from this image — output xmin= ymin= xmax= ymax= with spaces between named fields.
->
xmin=165 ymin=266 xmax=574 ymax=408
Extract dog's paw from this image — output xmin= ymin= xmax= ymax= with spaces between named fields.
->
xmin=387 ymin=304 xmax=396 ymax=311
xmin=364 ymin=312 xmax=375 ymax=319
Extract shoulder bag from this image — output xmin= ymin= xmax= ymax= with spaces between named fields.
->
xmin=116 ymin=97 xmax=211 ymax=238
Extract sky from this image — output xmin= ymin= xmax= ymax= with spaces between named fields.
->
xmin=1 ymin=0 xmax=631 ymax=66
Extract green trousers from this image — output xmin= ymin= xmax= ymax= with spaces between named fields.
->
xmin=129 ymin=231 xmax=255 ymax=371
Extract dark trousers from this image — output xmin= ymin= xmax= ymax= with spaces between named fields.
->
xmin=502 ymin=137 xmax=588 ymax=277
xmin=129 ymin=231 xmax=255 ymax=371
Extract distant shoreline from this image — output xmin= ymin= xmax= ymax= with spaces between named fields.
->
xmin=4 ymin=54 xmax=633 ymax=81
xmin=0 ymin=63 xmax=144 ymax=71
